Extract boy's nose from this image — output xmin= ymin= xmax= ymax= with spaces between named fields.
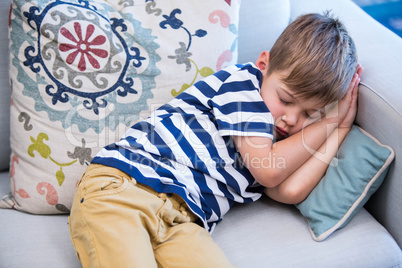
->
xmin=283 ymin=112 xmax=298 ymax=126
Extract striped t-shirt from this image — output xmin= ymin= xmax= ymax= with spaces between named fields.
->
xmin=92 ymin=63 xmax=274 ymax=232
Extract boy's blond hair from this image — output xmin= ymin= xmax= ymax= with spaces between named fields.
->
xmin=268 ymin=12 xmax=358 ymax=105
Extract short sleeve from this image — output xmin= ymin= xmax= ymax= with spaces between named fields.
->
xmin=210 ymin=64 xmax=274 ymax=139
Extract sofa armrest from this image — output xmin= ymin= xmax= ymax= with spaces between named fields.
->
xmin=289 ymin=0 xmax=402 ymax=248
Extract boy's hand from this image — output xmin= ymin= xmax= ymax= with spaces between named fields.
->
xmin=327 ymin=65 xmax=363 ymax=128
xmin=339 ymin=65 xmax=364 ymax=128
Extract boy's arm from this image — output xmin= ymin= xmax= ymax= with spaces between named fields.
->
xmin=234 ymin=116 xmax=338 ymax=188
xmin=264 ymin=126 xmax=350 ymax=204
xmin=233 ymin=67 xmax=362 ymax=192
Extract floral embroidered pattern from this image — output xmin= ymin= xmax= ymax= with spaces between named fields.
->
xmin=22 ymin=0 xmax=153 ymax=119
xmin=10 ymin=155 xmax=30 ymax=200
xmin=160 ymin=9 xmax=207 ymax=51
xmin=10 ymin=111 xmax=91 ymax=213
xmin=209 ymin=9 xmax=238 ymax=71
xmin=28 ymin=132 xmax=77 ymax=186
xmin=156 ymin=7 xmax=213 ymax=97
xmin=168 ymin=42 xmax=192 ymax=71
xmin=67 ymin=139 xmax=93 ymax=165
xmin=18 ymin=112 xmax=33 ymax=131
xmin=37 ymin=182 xmax=58 ymax=206
xmin=59 ymin=22 xmax=108 ymax=72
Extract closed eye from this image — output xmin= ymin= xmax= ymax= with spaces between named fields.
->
xmin=305 ymin=111 xmax=315 ymax=119
xmin=279 ymin=98 xmax=292 ymax=106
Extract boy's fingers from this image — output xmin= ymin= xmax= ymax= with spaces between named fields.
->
xmin=351 ymin=77 xmax=360 ymax=103
xmin=350 ymin=73 xmax=359 ymax=91
xmin=354 ymin=79 xmax=360 ymax=97
xmin=356 ymin=64 xmax=364 ymax=78
xmin=355 ymin=76 xmax=361 ymax=89
xmin=358 ymin=66 xmax=364 ymax=77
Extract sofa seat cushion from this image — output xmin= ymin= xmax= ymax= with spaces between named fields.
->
xmin=1 ymin=173 xmax=401 ymax=267
xmin=213 ymin=196 xmax=402 ymax=267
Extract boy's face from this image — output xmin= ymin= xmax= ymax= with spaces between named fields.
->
xmin=256 ymin=51 xmax=325 ymax=140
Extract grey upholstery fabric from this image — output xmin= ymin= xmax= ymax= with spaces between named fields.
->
xmin=237 ymin=0 xmax=290 ymax=64
xmin=213 ymin=196 xmax=401 ymax=268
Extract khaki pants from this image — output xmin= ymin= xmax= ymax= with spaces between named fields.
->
xmin=69 ymin=164 xmax=233 ymax=268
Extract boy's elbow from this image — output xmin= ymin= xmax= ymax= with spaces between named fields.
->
xmin=281 ymin=186 xmax=307 ymax=204
xmin=256 ymin=168 xmax=283 ymax=188
xmin=264 ymin=181 xmax=308 ymax=205
xmin=263 ymin=178 xmax=281 ymax=189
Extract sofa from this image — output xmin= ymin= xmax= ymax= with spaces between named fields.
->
xmin=0 ymin=0 xmax=401 ymax=267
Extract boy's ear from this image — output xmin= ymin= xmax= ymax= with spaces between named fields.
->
xmin=256 ymin=51 xmax=270 ymax=74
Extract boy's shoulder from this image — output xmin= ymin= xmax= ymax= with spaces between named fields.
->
xmin=225 ymin=62 xmax=258 ymax=73
xmin=214 ymin=62 xmax=262 ymax=83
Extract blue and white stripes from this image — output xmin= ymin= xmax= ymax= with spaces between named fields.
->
xmin=92 ymin=63 xmax=274 ymax=232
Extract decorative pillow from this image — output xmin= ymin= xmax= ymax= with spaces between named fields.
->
xmin=295 ymin=125 xmax=395 ymax=242
xmin=1 ymin=0 xmax=240 ymax=214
